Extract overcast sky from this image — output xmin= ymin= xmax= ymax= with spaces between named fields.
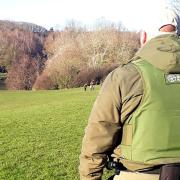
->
xmin=0 ymin=0 xmax=166 ymax=31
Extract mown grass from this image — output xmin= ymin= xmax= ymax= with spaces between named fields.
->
xmin=0 ymin=87 xmax=113 ymax=180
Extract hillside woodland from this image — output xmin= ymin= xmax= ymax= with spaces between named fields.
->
xmin=0 ymin=20 xmax=139 ymax=90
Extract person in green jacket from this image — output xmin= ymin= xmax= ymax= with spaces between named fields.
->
xmin=79 ymin=4 xmax=180 ymax=180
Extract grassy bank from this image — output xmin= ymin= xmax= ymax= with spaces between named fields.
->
xmin=0 ymin=87 xmax=113 ymax=179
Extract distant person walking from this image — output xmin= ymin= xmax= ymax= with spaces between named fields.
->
xmin=83 ymin=83 xmax=88 ymax=91
xmin=89 ymin=80 xmax=94 ymax=91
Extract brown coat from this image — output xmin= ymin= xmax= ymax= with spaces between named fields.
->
xmin=79 ymin=62 xmax=143 ymax=179
xmin=79 ymin=34 xmax=180 ymax=179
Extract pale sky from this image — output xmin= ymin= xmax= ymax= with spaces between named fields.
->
xmin=0 ymin=0 xmax=166 ymax=31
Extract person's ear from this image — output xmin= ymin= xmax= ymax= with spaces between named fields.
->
xmin=140 ymin=31 xmax=147 ymax=46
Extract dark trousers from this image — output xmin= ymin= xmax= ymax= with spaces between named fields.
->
xmin=160 ymin=164 xmax=180 ymax=180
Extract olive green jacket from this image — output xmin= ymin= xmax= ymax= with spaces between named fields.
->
xmin=79 ymin=34 xmax=180 ymax=180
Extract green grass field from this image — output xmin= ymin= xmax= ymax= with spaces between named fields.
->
xmin=0 ymin=87 xmax=113 ymax=180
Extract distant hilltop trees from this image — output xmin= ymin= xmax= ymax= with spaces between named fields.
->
xmin=0 ymin=20 xmax=48 ymax=34
xmin=0 ymin=19 xmax=140 ymax=90
xmin=0 ymin=20 xmax=48 ymax=90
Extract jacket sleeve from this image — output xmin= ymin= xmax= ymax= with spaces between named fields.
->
xmin=79 ymin=71 xmax=122 ymax=180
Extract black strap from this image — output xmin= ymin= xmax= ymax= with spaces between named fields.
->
xmin=108 ymin=175 xmax=115 ymax=180
xmin=137 ymin=165 xmax=161 ymax=174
